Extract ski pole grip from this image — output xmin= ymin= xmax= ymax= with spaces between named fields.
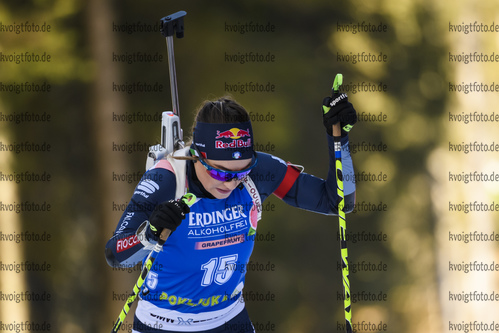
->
xmin=331 ymin=73 xmax=343 ymax=138
xmin=332 ymin=123 xmax=342 ymax=137
xmin=157 ymin=193 xmax=196 ymax=244
xmin=158 ymin=229 xmax=171 ymax=243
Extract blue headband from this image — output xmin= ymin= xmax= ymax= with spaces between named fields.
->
xmin=193 ymin=121 xmax=254 ymax=160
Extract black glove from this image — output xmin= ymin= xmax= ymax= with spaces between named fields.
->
xmin=322 ymin=93 xmax=357 ymax=137
xmin=149 ymin=199 xmax=190 ymax=236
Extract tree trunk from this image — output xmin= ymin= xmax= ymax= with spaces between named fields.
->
xmin=0 ymin=120 xmax=29 ymax=326
xmin=85 ymin=0 xmax=135 ymax=330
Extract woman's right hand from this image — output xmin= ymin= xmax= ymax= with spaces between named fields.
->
xmin=148 ymin=199 xmax=190 ymax=236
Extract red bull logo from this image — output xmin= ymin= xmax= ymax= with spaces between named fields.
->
xmin=214 ymin=127 xmax=252 ymax=152
xmin=215 ymin=139 xmax=252 ymax=149
xmin=215 ymin=128 xmax=251 ymax=140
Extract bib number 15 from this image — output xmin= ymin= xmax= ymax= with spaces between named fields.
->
xmin=201 ymin=254 xmax=238 ymax=287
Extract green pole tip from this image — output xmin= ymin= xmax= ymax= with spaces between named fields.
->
xmin=333 ymin=73 xmax=343 ymax=93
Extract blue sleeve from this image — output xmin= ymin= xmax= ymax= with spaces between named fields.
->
xmin=104 ymin=167 xmax=176 ymax=267
xmin=252 ymin=134 xmax=355 ymax=215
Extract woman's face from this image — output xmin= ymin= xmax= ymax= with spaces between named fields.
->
xmin=193 ymin=157 xmax=252 ymax=199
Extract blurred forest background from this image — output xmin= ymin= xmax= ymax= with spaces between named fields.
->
xmin=1 ymin=0 xmax=498 ymax=332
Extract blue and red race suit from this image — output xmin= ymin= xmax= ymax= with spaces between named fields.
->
xmin=105 ymin=134 xmax=355 ymax=331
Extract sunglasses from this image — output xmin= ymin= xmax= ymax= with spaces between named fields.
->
xmin=191 ymin=148 xmax=257 ymax=182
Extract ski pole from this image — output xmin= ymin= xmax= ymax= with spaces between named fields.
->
xmin=110 ymin=193 xmax=197 ymax=333
xmin=330 ymin=73 xmax=353 ymax=333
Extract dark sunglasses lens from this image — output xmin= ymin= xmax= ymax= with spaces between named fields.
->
xmin=206 ymin=169 xmax=250 ymax=182
xmin=235 ymin=171 xmax=250 ymax=180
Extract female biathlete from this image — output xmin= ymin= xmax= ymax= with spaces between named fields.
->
xmin=105 ymin=94 xmax=357 ymax=333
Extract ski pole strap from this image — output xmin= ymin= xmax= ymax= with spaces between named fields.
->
xmin=274 ymin=163 xmax=301 ymax=199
